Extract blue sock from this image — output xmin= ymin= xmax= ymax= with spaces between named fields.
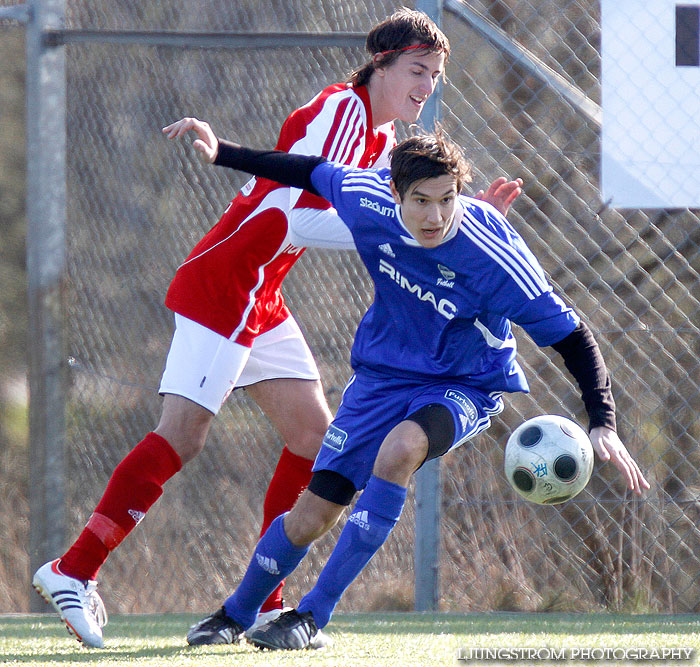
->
xmin=297 ymin=475 xmax=407 ymax=628
xmin=223 ymin=514 xmax=309 ymax=628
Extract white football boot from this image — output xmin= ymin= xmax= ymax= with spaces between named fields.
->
xmin=244 ymin=606 xmax=290 ymax=638
xmin=32 ymin=559 xmax=107 ymax=648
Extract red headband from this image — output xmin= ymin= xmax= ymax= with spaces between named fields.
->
xmin=376 ymin=43 xmax=432 ymax=57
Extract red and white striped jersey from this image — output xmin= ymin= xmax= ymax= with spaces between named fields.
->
xmin=165 ymin=83 xmax=395 ymax=346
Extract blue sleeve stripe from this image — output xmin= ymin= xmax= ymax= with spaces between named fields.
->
xmin=459 ymin=212 xmax=549 ymax=300
xmin=341 ymin=173 xmax=395 ymax=205
xmin=343 ymin=171 xmax=387 ymax=187
xmin=462 ymin=209 xmax=549 ymax=292
xmin=343 ymin=185 xmax=396 ymax=205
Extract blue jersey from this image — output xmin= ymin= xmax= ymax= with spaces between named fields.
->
xmin=310 ymin=162 xmax=579 ymax=394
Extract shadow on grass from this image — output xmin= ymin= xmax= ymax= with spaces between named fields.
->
xmin=0 ymin=614 xmax=255 ymax=662
xmin=330 ymin=612 xmax=700 ymax=636
xmin=0 ymin=647 xmax=218 ymax=664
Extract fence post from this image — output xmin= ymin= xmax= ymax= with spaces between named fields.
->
xmin=413 ymin=0 xmax=443 ymax=613
xmin=26 ymin=0 xmax=67 ymax=610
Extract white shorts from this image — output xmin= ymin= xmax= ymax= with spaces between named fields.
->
xmin=159 ymin=313 xmax=320 ymax=414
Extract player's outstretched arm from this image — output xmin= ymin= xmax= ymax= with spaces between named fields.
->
xmin=164 ymin=117 xmax=523 ymax=218
xmin=589 ymin=426 xmax=650 ymax=496
xmin=549 ymin=321 xmax=650 ymax=496
xmin=162 ymin=117 xmax=220 ymax=164
xmin=163 ymin=117 xmax=326 ymax=195
xmin=474 ymin=176 xmax=523 ymax=216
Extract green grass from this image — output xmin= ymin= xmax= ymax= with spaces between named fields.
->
xmin=2 ymin=612 xmax=700 ymax=666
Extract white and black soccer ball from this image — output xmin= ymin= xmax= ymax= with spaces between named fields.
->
xmin=504 ymin=415 xmax=594 ymax=505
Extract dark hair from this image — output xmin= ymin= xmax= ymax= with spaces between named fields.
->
xmin=390 ymin=129 xmax=472 ymax=199
xmin=348 ymin=7 xmax=450 ymax=87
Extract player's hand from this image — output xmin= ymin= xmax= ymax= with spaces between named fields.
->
xmin=162 ymin=117 xmax=219 ymax=163
xmin=474 ymin=177 xmax=523 ymax=217
xmin=589 ymin=426 xmax=650 ymax=496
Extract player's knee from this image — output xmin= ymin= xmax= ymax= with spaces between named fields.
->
xmin=154 ymin=396 xmax=213 ymax=464
xmin=405 ymin=403 xmax=455 ymax=462
xmin=373 ymin=422 xmax=429 ymax=483
xmin=166 ymin=437 xmax=206 ymax=464
xmin=286 ymin=409 xmax=332 ymax=459
xmin=153 ymin=429 xmax=205 ymax=464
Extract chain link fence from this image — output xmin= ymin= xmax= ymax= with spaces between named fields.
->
xmin=3 ymin=0 xmax=699 ymax=614
xmin=438 ymin=0 xmax=700 ymax=612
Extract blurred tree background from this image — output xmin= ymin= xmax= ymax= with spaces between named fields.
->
xmin=0 ymin=26 xmax=29 ymax=607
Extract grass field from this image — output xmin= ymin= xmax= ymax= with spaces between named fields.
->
xmin=2 ymin=612 xmax=700 ymax=666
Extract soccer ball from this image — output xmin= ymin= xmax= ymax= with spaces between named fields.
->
xmin=504 ymin=415 xmax=594 ymax=505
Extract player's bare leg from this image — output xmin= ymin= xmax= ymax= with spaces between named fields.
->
xmin=372 ymin=420 xmax=430 ymax=487
xmin=281 ymin=489 xmax=346 ymax=546
xmin=248 ymin=424 xmax=427 ymax=651
xmin=243 ymin=378 xmax=332 ymax=637
xmin=187 ymin=488 xmax=342 ymax=647
xmin=245 ymin=378 xmax=332 ymax=459
xmin=154 ymin=393 xmax=215 ymax=463
xmin=187 ymin=380 xmax=333 ymax=646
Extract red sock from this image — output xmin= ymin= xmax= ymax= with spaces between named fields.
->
xmin=259 ymin=446 xmax=314 ymax=612
xmin=59 ymin=432 xmax=182 ymax=581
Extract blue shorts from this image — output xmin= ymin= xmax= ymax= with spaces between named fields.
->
xmin=313 ymin=372 xmax=504 ymax=491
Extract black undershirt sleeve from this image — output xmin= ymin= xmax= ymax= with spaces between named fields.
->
xmin=214 ymin=139 xmax=326 ymax=197
xmin=550 ymin=320 xmax=617 ymax=432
